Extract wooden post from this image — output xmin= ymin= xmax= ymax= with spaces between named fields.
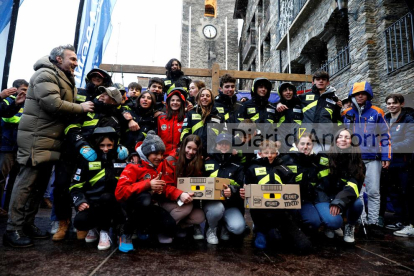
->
xmin=211 ymin=63 xmax=220 ymax=97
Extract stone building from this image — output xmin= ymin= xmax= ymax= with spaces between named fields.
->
xmin=235 ymin=0 xmax=414 ymax=109
xmin=181 ymin=0 xmax=239 ymax=71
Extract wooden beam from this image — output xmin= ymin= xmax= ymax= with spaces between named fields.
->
xmin=100 ymin=64 xmax=212 ymax=77
xmin=99 ymin=63 xmax=312 ymax=82
xmin=211 ymin=63 xmax=220 ymax=96
xmin=221 ymin=69 xmax=312 ymax=82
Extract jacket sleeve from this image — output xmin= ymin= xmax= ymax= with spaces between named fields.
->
xmin=158 ymin=160 xmax=183 ymax=201
xmin=314 ymin=153 xmax=332 ymax=203
xmin=69 ymin=160 xmax=89 ymax=209
xmin=0 ymin=98 xmax=21 ymax=118
xmin=180 ymin=113 xmax=192 ymax=141
xmin=377 ymin=112 xmax=392 ymax=161
xmin=392 ymin=115 xmax=414 ymax=152
xmin=115 ymin=164 xmax=151 ymax=202
xmin=330 ymin=176 xmax=362 ymax=211
xmin=64 ymin=114 xmax=89 ymax=151
xmin=34 ymin=70 xmax=83 ymax=114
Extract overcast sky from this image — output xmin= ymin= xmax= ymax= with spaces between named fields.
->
xmin=7 ymin=0 xmax=183 ymax=87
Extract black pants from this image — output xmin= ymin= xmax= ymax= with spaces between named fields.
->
xmin=123 ymin=192 xmax=176 ymax=237
xmin=380 ymin=166 xmax=414 ymax=224
xmin=74 ymin=193 xmax=120 ymax=231
xmin=53 ymin=155 xmax=77 ymax=220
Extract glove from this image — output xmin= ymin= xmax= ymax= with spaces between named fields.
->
xmin=117 ymin=145 xmax=129 ymax=160
xmin=80 ymin=146 xmax=97 ymax=161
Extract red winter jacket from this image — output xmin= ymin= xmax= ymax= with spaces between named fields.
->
xmin=157 ymin=113 xmax=184 ymax=158
xmin=115 ymin=160 xmax=159 ymax=202
xmin=158 ymin=153 xmax=184 ymax=201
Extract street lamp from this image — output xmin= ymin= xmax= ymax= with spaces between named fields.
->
xmin=336 ymin=0 xmax=358 ymax=20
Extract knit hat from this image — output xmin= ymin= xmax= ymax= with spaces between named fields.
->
xmin=216 ymin=133 xmax=232 ymax=144
xmin=98 ymin=86 xmax=122 ymax=104
xmin=140 ymin=130 xmax=166 ymax=156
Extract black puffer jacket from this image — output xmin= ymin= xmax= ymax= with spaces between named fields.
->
xmin=180 ymin=106 xmax=223 ymax=154
xmin=237 ymin=78 xmax=278 ymax=137
xmin=214 ymin=92 xmax=243 ymax=124
xmin=69 ymin=148 xmax=126 ymax=209
xmin=315 ymin=152 xmax=365 ymax=211
xmin=245 ymin=156 xmax=294 ymax=185
xmin=204 ymin=150 xmax=244 ymax=209
xmin=281 ymin=151 xmax=318 ymax=202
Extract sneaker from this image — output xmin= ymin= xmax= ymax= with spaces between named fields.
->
xmin=98 ymin=230 xmax=112 ymax=250
xmin=3 ymin=230 xmax=34 ymax=248
xmin=206 ymin=227 xmax=218 ymax=245
xmin=220 ymin=225 xmax=230 ymax=241
xmin=157 ymin=234 xmax=173 ymax=244
xmin=324 ymin=229 xmax=334 ymax=239
xmin=85 ymin=229 xmax=98 ymax=243
xmin=344 ymin=224 xmax=355 ymax=243
xmin=394 ymin=225 xmax=414 ymax=237
xmin=254 ymin=232 xmax=267 ymax=249
xmin=50 ymin=221 xmax=59 ymax=235
xmin=334 ymin=228 xmax=344 ymax=237
xmin=385 ymin=222 xmax=404 ymax=230
xmin=118 ymin=234 xmax=134 ymax=253
xmin=193 ymin=225 xmax=204 ymax=240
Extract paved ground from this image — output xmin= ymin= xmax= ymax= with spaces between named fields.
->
xmin=1 ymin=208 xmax=414 ymax=276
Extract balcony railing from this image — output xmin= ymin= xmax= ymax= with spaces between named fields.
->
xmin=319 ymin=45 xmax=350 ymax=77
xmin=276 ymin=0 xmax=308 ymax=43
xmin=242 ymin=29 xmax=256 ymax=63
xmin=385 ymin=12 xmax=414 ymax=74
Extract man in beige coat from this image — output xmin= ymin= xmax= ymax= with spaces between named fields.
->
xmin=3 ymin=44 xmax=94 ymax=248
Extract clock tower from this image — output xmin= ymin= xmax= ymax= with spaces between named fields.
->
xmin=180 ymin=0 xmax=239 ymax=70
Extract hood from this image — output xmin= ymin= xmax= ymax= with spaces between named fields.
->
xmin=348 ymin=81 xmax=373 ymax=100
xmin=278 ymin=82 xmax=297 ymax=105
xmin=86 ymin=68 xmax=113 ymax=87
xmin=251 ymin=78 xmax=272 ymax=99
xmin=33 ymin=56 xmax=56 ymax=72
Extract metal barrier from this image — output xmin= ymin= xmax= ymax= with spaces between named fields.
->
xmin=385 ymin=12 xmax=414 ymax=74
xmin=319 ymin=45 xmax=350 ymax=77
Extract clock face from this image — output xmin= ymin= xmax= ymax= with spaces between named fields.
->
xmin=203 ymin=25 xmax=217 ymax=39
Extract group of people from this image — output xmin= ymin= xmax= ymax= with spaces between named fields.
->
xmin=1 ymin=44 xmax=413 ymax=255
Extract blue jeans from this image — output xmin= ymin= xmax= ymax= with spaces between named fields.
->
xmin=300 ymin=199 xmax=364 ymax=230
xmin=203 ymin=202 xmax=245 ymax=235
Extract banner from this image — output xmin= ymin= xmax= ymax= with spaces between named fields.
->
xmin=0 ymin=0 xmax=24 ymax=89
xmin=74 ymin=0 xmax=117 ymax=88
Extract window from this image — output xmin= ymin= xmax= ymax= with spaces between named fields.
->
xmin=205 ymin=0 xmax=217 ymax=17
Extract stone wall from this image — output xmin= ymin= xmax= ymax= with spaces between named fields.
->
xmin=181 ymin=0 xmax=239 ymax=71
xmin=237 ymin=0 xmax=414 ymax=107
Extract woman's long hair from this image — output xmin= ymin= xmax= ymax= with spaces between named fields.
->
xmin=166 ymin=94 xmax=186 ymax=122
xmin=137 ymin=91 xmax=156 ymax=112
xmin=328 ymin=128 xmax=365 ymax=182
xmin=196 ymin=88 xmax=214 ymax=124
xmin=176 ymin=135 xmax=203 ymax=178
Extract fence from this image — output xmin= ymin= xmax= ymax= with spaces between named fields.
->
xmin=385 ymin=12 xmax=414 ymax=74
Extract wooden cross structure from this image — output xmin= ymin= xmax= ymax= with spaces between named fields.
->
xmin=99 ymin=63 xmax=312 ymax=95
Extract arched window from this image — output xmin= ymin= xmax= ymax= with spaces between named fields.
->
xmin=205 ymin=0 xmax=217 ymax=17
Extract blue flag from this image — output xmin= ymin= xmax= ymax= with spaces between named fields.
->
xmin=0 ymin=0 xmax=24 ymax=89
xmin=74 ymin=0 xmax=117 ymax=88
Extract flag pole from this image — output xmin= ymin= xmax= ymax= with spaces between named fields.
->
xmin=74 ymin=0 xmax=86 ymax=52
xmin=1 ymin=0 xmax=21 ymax=90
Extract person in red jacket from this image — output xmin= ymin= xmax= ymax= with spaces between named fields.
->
xmin=115 ymin=130 xmax=176 ymax=252
xmin=158 ymin=135 xmax=206 ymax=238
xmin=157 ymin=88 xmax=187 ymax=158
